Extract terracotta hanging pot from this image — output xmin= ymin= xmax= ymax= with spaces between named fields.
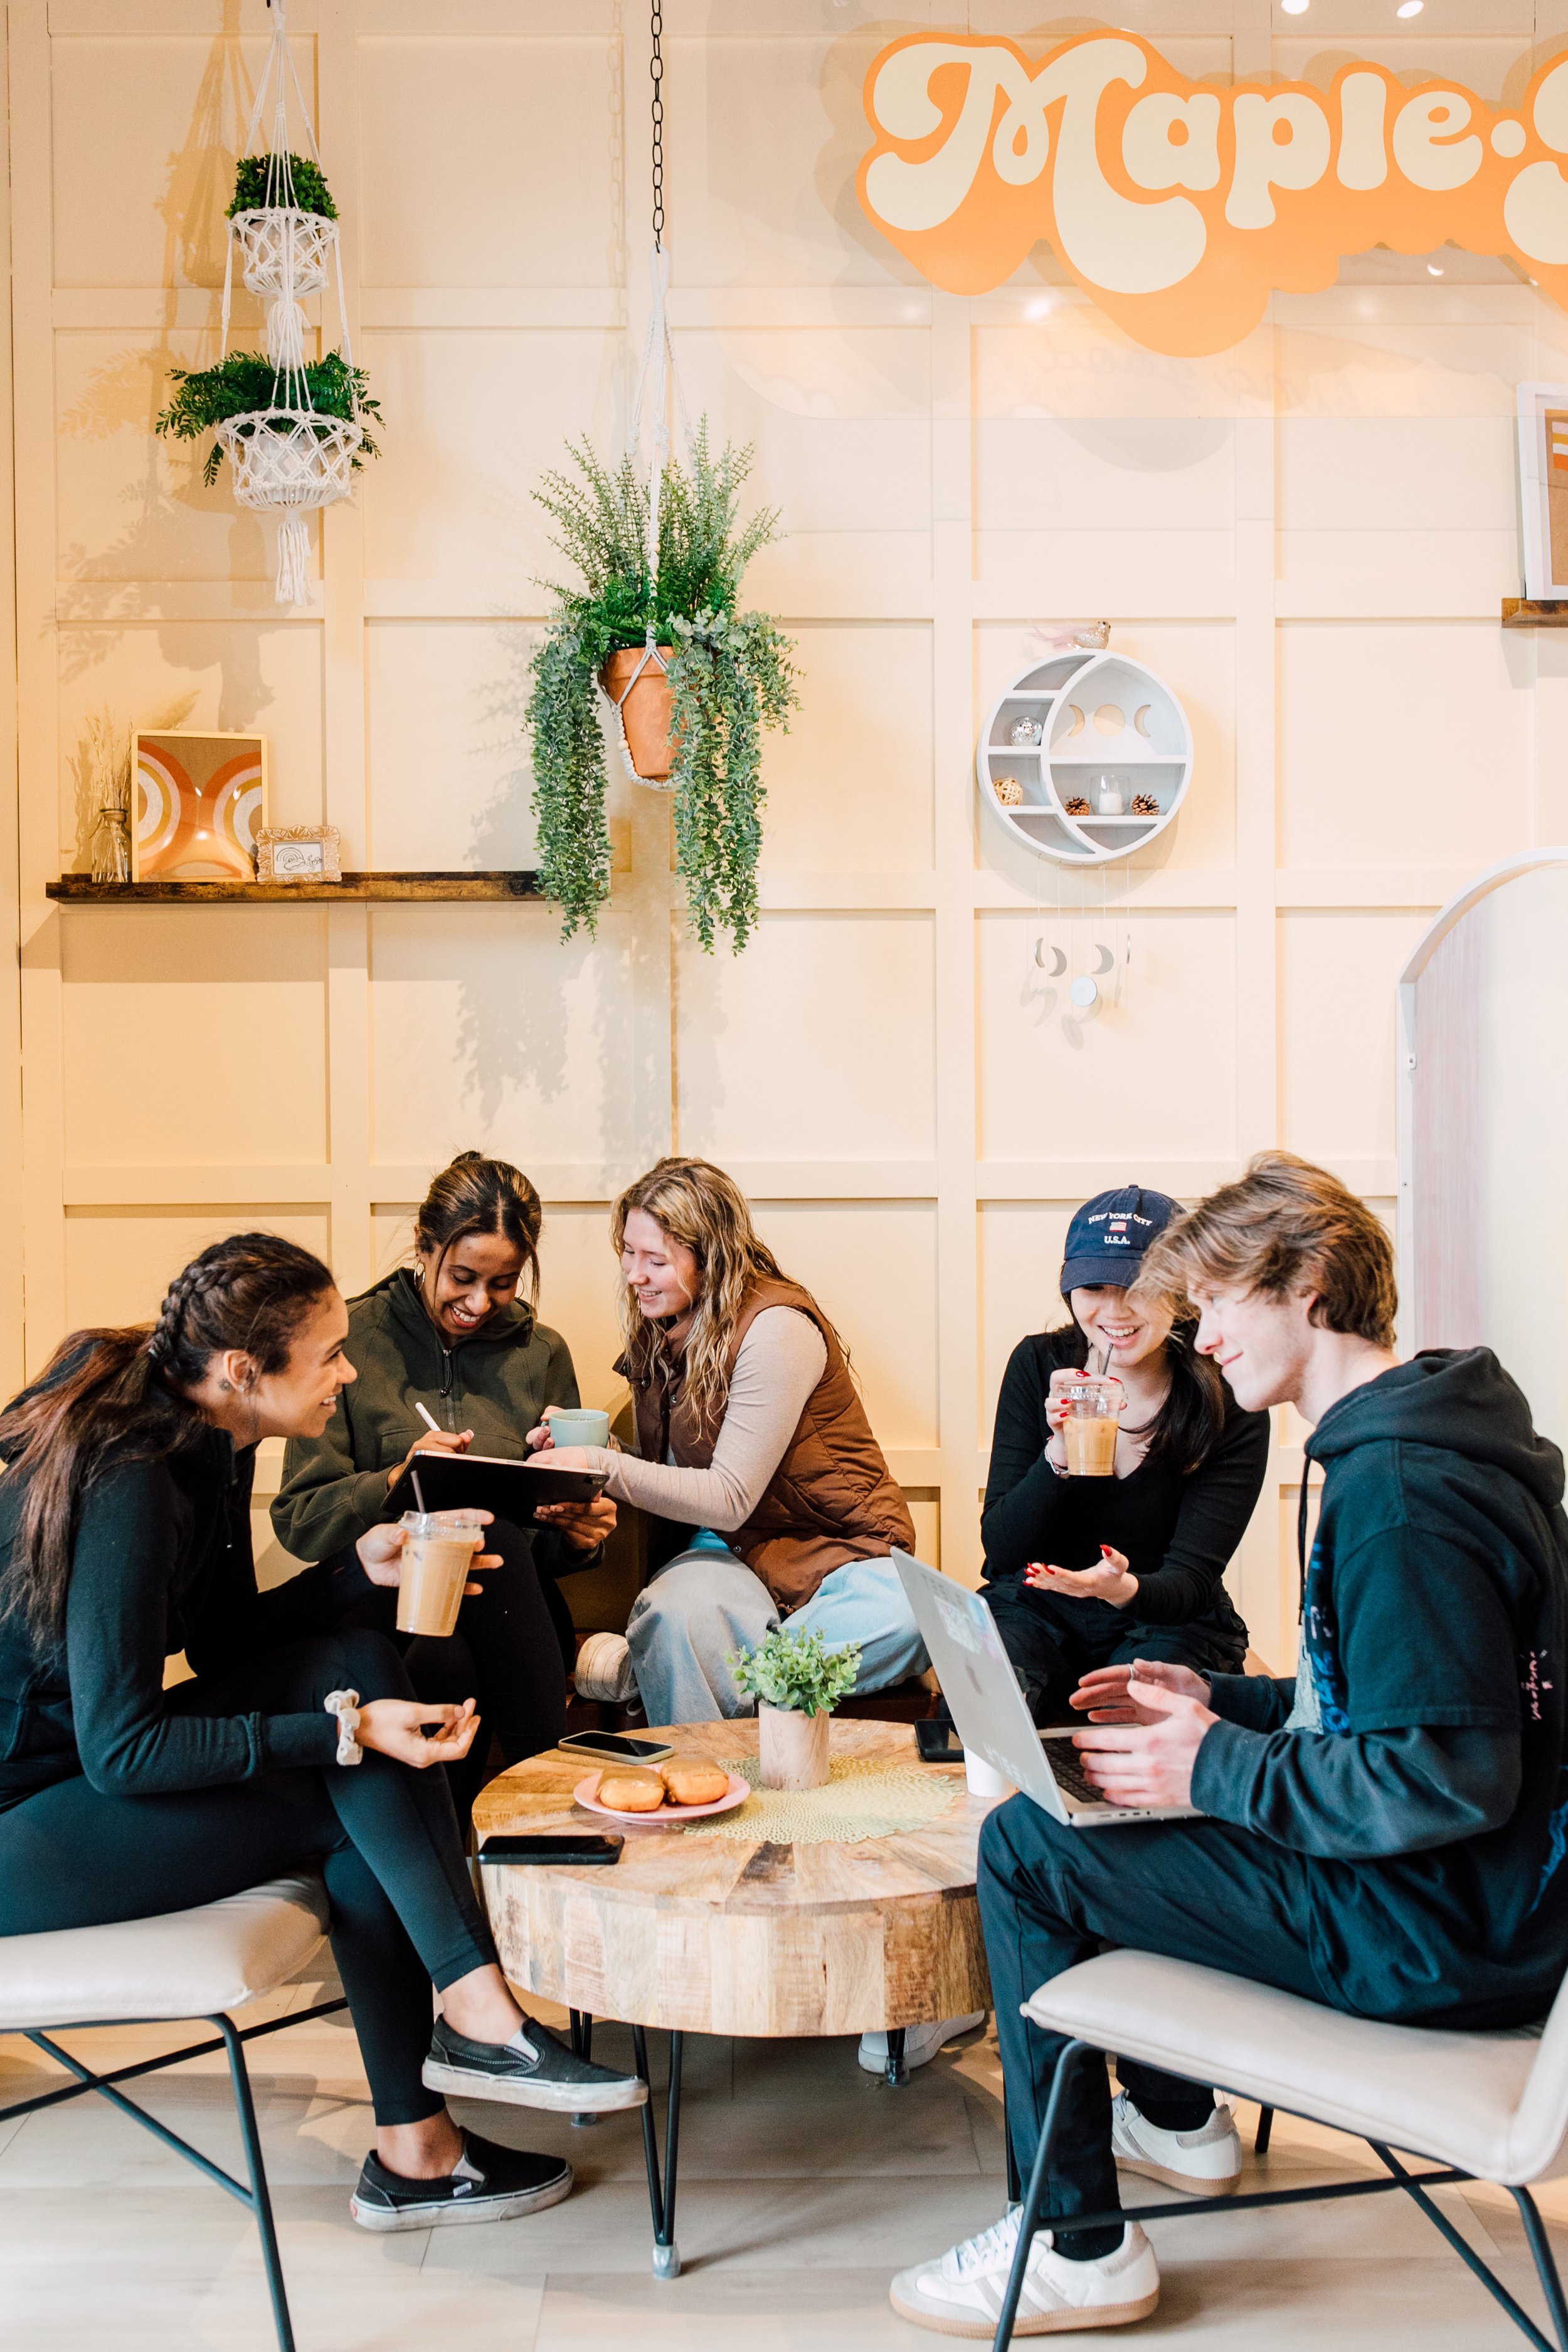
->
xmin=758 ymin=1701 xmax=831 ymax=1791
xmin=600 ymin=645 xmax=678 ymax=782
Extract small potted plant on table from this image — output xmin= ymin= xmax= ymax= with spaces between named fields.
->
xmin=730 ymin=1626 xmax=861 ymax=1791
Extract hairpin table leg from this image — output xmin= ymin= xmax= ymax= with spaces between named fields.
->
xmin=632 ymin=2024 xmax=684 ymax=2277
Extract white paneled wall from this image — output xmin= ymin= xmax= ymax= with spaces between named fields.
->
xmin=11 ymin=1 xmax=1568 ymax=1669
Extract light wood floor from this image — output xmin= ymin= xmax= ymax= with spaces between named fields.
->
xmin=3 ymin=1979 xmax=1564 ymax=2349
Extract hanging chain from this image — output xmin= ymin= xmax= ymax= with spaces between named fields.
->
xmin=650 ymin=1 xmax=665 ymax=250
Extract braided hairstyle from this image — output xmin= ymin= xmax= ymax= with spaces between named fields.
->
xmin=0 ymin=1232 xmax=333 ymax=1646
xmin=414 ymin=1152 xmax=542 ymax=1308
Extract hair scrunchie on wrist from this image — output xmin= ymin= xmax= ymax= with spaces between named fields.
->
xmin=324 ymin=1688 xmax=363 ymax=1767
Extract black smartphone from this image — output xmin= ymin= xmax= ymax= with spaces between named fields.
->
xmin=558 ymin=1731 xmax=675 ymax=1764
xmin=916 ymin=1719 xmax=965 ymax=1763
xmin=478 ymin=1833 xmax=623 ymax=1866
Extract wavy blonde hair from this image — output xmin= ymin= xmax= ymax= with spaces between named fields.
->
xmin=612 ymin=1157 xmax=796 ymax=1429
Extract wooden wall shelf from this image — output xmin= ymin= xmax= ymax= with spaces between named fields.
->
xmin=1502 ymin=600 xmax=1568 ymax=628
xmin=46 ymin=871 xmax=543 ymax=904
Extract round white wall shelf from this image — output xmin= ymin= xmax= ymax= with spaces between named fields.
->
xmin=977 ymin=649 xmax=1193 ymax=864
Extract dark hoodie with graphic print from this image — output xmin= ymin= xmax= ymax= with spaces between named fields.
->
xmin=1191 ymin=1348 xmax=1568 ymax=2026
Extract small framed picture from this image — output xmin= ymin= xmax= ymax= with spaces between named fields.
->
xmin=1517 ymin=382 xmax=1568 ymax=598
xmin=131 ymin=729 xmax=268 ymax=881
xmin=255 ymin=825 xmax=342 ymax=884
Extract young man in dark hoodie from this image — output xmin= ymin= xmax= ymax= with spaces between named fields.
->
xmin=893 ymin=1150 xmax=1568 ymax=2339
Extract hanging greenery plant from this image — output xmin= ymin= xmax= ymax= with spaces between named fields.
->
xmin=156 ymin=351 xmax=381 ymax=487
xmin=526 ymin=422 xmax=799 ymax=951
xmin=227 ymin=152 xmax=337 ymax=219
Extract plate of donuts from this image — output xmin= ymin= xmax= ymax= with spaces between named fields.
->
xmin=574 ymin=1754 xmax=751 ymax=1824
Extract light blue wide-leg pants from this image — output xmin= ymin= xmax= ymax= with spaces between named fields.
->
xmin=624 ymin=1544 xmax=928 ymax=1726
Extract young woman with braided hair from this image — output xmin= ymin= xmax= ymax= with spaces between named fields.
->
xmin=0 ymin=1234 xmax=644 ymax=2235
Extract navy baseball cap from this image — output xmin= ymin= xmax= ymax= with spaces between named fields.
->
xmin=1059 ymin=1186 xmax=1180 ymax=1297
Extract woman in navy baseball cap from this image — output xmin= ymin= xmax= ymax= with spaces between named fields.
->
xmin=979 ymin=1184 xmax=1268 ymax=1728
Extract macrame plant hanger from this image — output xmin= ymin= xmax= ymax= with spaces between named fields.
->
xmin=603 ymin=0 xmax=696 ymax=788
xmin=218 ymin=0 xmax=361 ymax=605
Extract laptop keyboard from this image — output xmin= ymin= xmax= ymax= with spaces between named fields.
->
xmin=1042 ymin=1737 xmax=1103 ymax=1806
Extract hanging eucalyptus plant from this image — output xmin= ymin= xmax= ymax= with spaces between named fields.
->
xmin=526 ymin=423 xmax=798 ymax=951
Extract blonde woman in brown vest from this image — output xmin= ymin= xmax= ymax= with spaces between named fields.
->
xmin=536 ymin=1160 xmax=987 ymax=2075
xmin=532 ymin=1156 xmax=927 ymax=1726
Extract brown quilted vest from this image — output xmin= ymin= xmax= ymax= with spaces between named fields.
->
xmin=621 ymin=1274 xmax=915 ymax=1610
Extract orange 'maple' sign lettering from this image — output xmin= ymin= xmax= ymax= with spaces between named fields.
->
xmin=856 ymin=33 xmax=1568 ymax=356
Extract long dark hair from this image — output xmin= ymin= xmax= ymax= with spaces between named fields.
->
xmin=0 ymin=1233 xmax=334 ymax=1646
xmin=415 ymin=1152 xmax=543 ymax=1308
xmin=1056 ymin=1301 xmax=1227 ymax=1475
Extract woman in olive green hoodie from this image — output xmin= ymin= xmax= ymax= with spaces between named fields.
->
xmin=272 ymin=1154 xmax=613 ymax=1825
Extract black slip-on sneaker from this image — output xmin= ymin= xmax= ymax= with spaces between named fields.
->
xmin=350 ymin=2131 xmax=573 ymax=2233
xmin=421 ymin=2013 xmax=648 ymax=2114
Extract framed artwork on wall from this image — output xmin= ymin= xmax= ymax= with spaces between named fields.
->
xmin=254 ymin=824 xmax=341 ymax=883
xmin=1515 ymin=383 xmax=1568 ymax=599
xmin=131 ymin=729 xmax=268 ymax=881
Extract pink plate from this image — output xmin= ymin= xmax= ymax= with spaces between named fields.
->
xmin=573 ymin=1771 xmax=751 ymax=1825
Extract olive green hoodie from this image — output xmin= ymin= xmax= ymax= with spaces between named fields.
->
xmin=271 ymin=1268 xmax=585 ymax=1569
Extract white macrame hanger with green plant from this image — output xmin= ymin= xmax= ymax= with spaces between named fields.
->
xmin=218 ymin=0 xmax=361 ymax=605
xmin=603 ymin=0 xmax=697 ymax=788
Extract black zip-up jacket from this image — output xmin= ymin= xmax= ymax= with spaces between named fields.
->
xmin=0 ymin=1426 xmax=370 ymax=1811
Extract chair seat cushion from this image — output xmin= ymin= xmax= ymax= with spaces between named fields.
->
xmin=1024 ymin=1949 xmax=1562 ymax=2185
xmin=0 ymin=1873 xmax=329 ymax=2031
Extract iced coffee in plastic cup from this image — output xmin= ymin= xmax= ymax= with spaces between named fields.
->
xmin=1049 ymin=1370 xmax=1125 ymax=1477
xmin=395 ymin=1509 xmax=485 ymax=1638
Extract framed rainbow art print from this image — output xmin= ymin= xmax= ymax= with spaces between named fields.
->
xmin=130 ymin=729 xmax=269 ymax=882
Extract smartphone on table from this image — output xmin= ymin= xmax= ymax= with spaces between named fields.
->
xmin=478 ymin=1834 xmax=623 ymax=1866
xmin=558 ymin=1730 xmax=675 ymax=1764
xmin=916 ymin=1719 xmax=965 ymax=1764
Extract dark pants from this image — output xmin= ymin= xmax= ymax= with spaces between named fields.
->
xmin=344 ymin=1518 xmax=568 ymax=1831
xmin=985 ymin=1582 xmax=1246 ymax=1726
xmin=0 ymin=1628 xmax=496 ymax=2126
xmin=980 ymin=1794 xmax=1509 ymax=2222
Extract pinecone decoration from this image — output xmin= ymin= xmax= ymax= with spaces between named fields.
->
xmin=1130 ymin=792 xmax=1159 ymax=815
xmin=993 ymin=775 xmax=1025 ymax=807
xmin=1063 ymin=795 xmax=1092 ymax=815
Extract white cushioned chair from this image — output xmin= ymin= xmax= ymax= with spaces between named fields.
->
xmin=985 ymin=1947 xmax=1568 ymax=2352
xmin=0 ymin=1873 xmax=344 ymax=2352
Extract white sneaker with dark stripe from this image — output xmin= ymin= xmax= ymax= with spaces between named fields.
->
xmin=889 ymin=2211 xmax=1159 ymax=2337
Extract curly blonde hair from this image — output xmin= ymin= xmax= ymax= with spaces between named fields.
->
xmin=612 ymin=1157 xmax=793 ymax=1429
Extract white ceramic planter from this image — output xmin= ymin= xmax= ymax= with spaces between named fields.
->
xmin=758 ymin=1701 xmax=830 ymax=1791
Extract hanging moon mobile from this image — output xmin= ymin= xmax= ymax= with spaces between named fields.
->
xmin=1035 ymin=941 xmax=1067 ymax=975
xmin=1091 ymin=943 xmax=1116 ymax=975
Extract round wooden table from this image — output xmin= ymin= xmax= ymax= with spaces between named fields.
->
xmin=474 ymin=1717 xmax=995 ymax=2275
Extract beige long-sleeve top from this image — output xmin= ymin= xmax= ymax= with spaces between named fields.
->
xmin=580 ymin=1306 xmax=828 ymax=1533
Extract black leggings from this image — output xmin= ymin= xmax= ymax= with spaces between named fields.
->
xmin=342 ymin=1518 xmax=568 ymax=1831
xmin=0 ymin=1628 xmax=496 ymax=2126
xmin=984 ymin=1581 xmax=1247 ymax=1725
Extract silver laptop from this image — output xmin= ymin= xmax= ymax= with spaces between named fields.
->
xmin=896 ymin=1552 xmax=1199 ymax=1829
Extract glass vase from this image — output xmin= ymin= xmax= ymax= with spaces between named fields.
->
xmin=90 ymin=807 xmax=130 ymax=884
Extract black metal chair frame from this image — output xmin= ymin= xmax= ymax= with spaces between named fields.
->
xmin=0 ymin=1994 xmax=347 ymax=2352
xmin=992 ymin=2041 xmax=1568 ymax=2352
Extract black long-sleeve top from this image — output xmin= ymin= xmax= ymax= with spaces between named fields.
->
xmin=0 ymin=1427 xmax=373 ymax=1811
xmin=981 ymin=1328 xmax=1269 ymax=1635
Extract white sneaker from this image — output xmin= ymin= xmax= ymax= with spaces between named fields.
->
xmin=1111 ymin=2089 xmax=1241 ymax=2196
xmin=890 ymin=2210 xmax=1159 ymax=2338
xmin=574 ymin=1631 xmax=637 ymax=1705
xmin=859 ymin=2012 xmax=987 ymax=2075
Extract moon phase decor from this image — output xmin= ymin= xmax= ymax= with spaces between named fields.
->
xmin=857 ymin=33 xmax=1568 ymax=358
xmin=978 ymin=645 xmax=1191 ymax=866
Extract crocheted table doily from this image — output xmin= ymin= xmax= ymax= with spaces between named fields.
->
xmin=682 ymin=1754 xmax=958 ymax=1845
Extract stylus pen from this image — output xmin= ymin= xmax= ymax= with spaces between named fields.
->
xmin=415 ymin=1401 xmax=442 ymax=1435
